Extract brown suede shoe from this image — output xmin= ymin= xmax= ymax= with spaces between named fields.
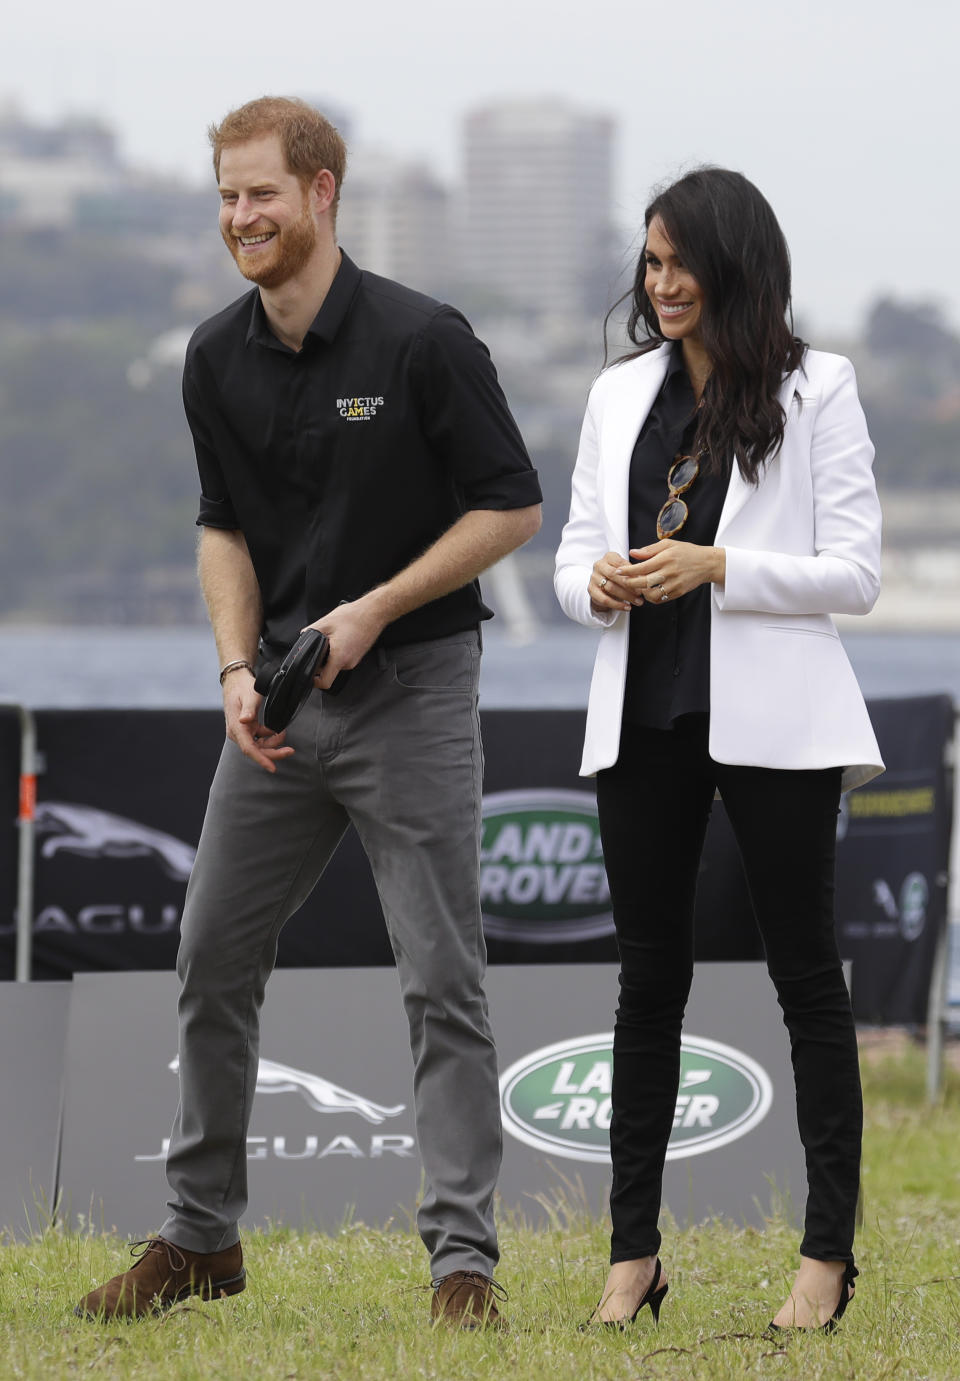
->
xmin=430 ymin=1270 xmax=507 ymax=1330
xmin=75 ymin=1236 xmax=246 ymax=1320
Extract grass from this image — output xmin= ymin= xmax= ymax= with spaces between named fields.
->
xmin=1 ymin=1038 xmax=959 ymax=1380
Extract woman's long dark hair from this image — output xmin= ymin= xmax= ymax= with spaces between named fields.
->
xmin=617 ymin=167 xmax=807 ymax=484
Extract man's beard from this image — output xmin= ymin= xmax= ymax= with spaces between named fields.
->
xmin=223 ymin=200 xmax=317 ymax=289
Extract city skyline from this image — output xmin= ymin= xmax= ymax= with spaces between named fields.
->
xmin=3 ymin=0 xmax=958 ymax=336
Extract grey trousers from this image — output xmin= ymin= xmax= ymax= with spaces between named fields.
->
xmin=159 ymin=631 xmax=502 ymax=1277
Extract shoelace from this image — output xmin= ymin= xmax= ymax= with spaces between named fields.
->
xmin=431 ymin=1271 xmax=508 ymax=1303
xmin=128 ymin=1238 xmax=187 ymax=1272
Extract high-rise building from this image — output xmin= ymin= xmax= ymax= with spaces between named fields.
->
xmin=460 ymin=99 xmax=618 ymax=321
xmin=337 ymin=147 xmax=451 ymax=296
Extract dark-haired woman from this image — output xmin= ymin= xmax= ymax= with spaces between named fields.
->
xmin=555 ymin=168 xmax=882 ymax=1332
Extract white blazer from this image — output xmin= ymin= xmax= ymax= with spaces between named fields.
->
xmin=554 ymin=345 xmax=884 ymax=793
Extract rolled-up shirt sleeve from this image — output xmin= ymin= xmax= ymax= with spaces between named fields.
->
xmin=183 ymin=351 xmax=240 ymax=530
xmin=412 ymin=307 xmax=542 ymax=510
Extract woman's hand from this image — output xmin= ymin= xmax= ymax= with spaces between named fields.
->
xmin=589 ymin=552 xmax=637 ymax=613
xmin=617 ymin=540 xmax=726 ymax=604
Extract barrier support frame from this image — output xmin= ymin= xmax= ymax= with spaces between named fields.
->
xmin=1 ymin=701 xmax=37 ymax=982
xmin=926 ymin=709 xmax=959 ymax=1102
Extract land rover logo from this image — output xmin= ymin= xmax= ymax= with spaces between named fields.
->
xmin=499 ymin=1033 xmax=773 ymax=1162
xmin=480 ymin=789 xmax=612 ymax=942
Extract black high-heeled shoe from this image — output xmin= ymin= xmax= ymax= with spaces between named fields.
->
xmin=582 ymin=1257 xmax=669 ymax=1330
xmin=766 ymin=1260 xmax=858 ymax=1337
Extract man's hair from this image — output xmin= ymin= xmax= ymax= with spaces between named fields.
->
xmin=209 ymin=96 xmax=347 ymax=214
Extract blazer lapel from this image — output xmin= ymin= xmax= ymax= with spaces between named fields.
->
xmin=716 ymin=366 xmax=801 ymax=539
xmin=600 ymin=347 xmax=671 ymax=549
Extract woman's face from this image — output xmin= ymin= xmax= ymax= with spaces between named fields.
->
xmin=643 ymin=216 xmax=704 ymax=346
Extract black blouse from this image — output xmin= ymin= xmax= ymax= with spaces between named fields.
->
xmin=622 ymin=348 xmax=728 ymax=728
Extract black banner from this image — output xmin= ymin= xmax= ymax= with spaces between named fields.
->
xmin=0 ymin=708 xmax=392 ymax=980
xmin=0 ymin=699 xmax=953 ymax=1024
xmin=835 ymin=696 xmax=954 ymax=1023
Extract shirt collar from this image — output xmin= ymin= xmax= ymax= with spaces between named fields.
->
xmin=663 ymin=342 xmax=689 ymax=384
xmin=660 ymin=343 xmax=695 ymax=408
xmin=305 ymin=250 xmax=362 ymax=343
xmin=245 ymin=250 xmax=363 ymax=351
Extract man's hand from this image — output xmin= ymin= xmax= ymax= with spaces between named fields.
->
xmin=223 ymin=667 xmax=295 ymax=773
xmin=305 ymin=594 xmax=388 ymax=690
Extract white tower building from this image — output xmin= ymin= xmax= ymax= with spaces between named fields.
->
xmin=460 ymin=99 xmax=617 ymax=320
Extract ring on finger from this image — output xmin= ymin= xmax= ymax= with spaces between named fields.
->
xmin=599 ymin=576 xmax=608 ymax=590
xmin=659 ymin=584 xmax=669 ymax=602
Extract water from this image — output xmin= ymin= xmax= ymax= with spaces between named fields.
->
xmin=1 ymin=624 xmax=959 ymax=709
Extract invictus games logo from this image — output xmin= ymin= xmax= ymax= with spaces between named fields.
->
xmin=499 ymin=1033 xmax=773 ymax=1162
xmin=337 ymin=395 xmax=384 ymax=421
xmin=898 ymin=872 xmax=929 ymax=941
xmin=480 ymin=790 xmax=612 ymax=943
xmin=871 ymin=872 xmax=929 ymax=941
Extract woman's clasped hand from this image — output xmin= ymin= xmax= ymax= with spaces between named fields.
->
xmin=591 ymin=540 xmax=725 ymax=612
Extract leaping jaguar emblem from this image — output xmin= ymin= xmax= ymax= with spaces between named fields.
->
xmin=169 ymin=1057 xmax=406 ymax=1124
xmin=36 ymin=802 xmax=196 ymax=881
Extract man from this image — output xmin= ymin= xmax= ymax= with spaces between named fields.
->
xmin=76 ymin=96 xmax=541 ymax=1328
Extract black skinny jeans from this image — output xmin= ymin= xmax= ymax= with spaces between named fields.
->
xmin=596 ymin=715 xmax=862 ymax=1266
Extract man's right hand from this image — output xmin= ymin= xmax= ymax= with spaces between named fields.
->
xmin=223 ymin=668 xmax=295 ymax=773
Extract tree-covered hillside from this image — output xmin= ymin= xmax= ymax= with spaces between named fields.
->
xmin=1 ymin=231 xmax=958 ymax=624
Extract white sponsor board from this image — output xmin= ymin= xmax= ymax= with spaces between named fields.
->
xmin=52 ymin=964 xmax=805 ymax=1236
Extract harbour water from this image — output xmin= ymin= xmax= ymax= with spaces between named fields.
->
xmin=1 ymin=624 xmax=959 ymax=710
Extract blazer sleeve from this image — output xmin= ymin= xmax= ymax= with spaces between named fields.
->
xmin=716 ymin=356 xmax=881 ymax=617
xmin=554 ymin=389 xmax=620 ymax=629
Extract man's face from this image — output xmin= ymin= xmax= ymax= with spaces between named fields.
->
xmin=218 ymin=135 xmax=317 ymax=289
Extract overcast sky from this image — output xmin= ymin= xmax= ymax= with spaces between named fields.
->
xmin=6 ymin=0 xmax=957 ymax=336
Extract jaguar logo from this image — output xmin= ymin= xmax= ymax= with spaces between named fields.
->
xmin=169 ymin=1056 xmax=406 ymax=1124
xmin=36 ymin=802 xmax=196 ymax=881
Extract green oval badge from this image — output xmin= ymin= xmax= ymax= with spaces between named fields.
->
xmin=480 ymin=789 xmax=612 ymax=942
xmin=499 ymin=1032 xmax=773 ymax=1162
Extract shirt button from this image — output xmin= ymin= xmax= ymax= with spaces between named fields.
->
xmin=673 ymin=665 xmax=681 ymax=677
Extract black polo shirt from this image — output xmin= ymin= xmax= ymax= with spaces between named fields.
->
xmin=622 ymin=346 xmax=728 ymax=727
xmin=183 ymin=251 xmax=541 ymax=668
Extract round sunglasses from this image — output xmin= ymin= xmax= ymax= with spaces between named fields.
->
xmin=656 ymin=452 xmax=702 ymax=540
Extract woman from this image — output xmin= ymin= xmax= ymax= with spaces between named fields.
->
xmin=554 ymin=168 xmax=882 ymax=1332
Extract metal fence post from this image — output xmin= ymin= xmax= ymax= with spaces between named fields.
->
xmin=926 ymin=920 xmax=950 ymax=1102
xmin=1 ymin=702 xmax=37 ymax=982
xmin=927 ymin=708 xmax=960 ymax=1101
